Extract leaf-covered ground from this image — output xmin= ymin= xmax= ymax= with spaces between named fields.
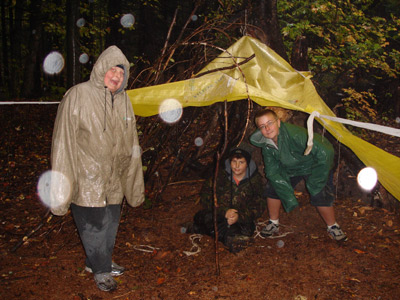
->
xmin=1 ymin=105 xmax=400 ymax=300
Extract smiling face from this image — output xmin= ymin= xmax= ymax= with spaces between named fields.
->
xmin=256 ymin=113 xmax=281 ymax=144
xmin=230 ymin=157 xmax=248 ymax=180
xmin=104 ymin=66 xmax=125 ymax=93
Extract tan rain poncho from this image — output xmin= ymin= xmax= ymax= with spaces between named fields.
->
xmin=50 ymin=46 xmax=144 ymax=216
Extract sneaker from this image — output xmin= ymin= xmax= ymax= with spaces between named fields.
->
xmin=327 ymin=225 xmax=348 ymax=241
xmin=85 ymin=261 xmax=125 ymax=277
xmin=94 ymin=273 xmax=117 ymax=292
xmin=260 ymin=220 xmax=279 ymax=237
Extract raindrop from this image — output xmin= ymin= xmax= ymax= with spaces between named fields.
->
xmin=159 ymin=99 xmax=183 ymax=124
xmin=37 ymin=170 xmax=71 ymax=209
xmin=79 ymin=53 xmax=89 ymax=64
xmin=76 ymin=18 xmax=86 ymax=28
xmin=357 ymin=167 xmax=378 ymax=191
xmin=120 ymin=13 xmax=135 ymax=28
xmin=43 ymin=51 xmax=65 ymax=75
xmin=194 ymin=137 xmax=203 ymax=147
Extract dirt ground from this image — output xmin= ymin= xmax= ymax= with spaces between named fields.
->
xmin=1 ymin=105 xmax=400 ymax=300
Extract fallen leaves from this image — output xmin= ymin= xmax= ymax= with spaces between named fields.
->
xmin=354 ymin=248 xmax=366 ymax=254
xmin=357 ymin=206 xmax=374 ymax=215
xmin=157 ymin=277 xmax=166 ymax=285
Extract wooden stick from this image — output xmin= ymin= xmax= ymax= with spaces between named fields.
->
xmin=167 ymin=179 xmax=205 ymax=186
xmin=11 ymin=209 xmax=51 ymax=252
xmin=213 ymin=100 xmax=229 ymax=276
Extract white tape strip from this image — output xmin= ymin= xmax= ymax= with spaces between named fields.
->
xmin=304 ymin=111 xmax=320 ymax=155
xmin=0 ymin=102 xmax=60 ymax=105
xmin=320 ymin=114 xmax=400 ymax=137
xmin=305 ymin=111 xmax=400 ymax=155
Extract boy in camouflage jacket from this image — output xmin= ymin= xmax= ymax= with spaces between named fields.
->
xmin=191 ymin=145 xmax=266 ymax=252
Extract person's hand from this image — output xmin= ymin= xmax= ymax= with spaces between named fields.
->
xmin=225 ymin=209 xmax=238 ymax=225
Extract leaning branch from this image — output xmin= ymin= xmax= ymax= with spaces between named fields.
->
xmin=11 ymin=209 xmax=52 ymax=252
xmin=184 ymin=41 xmax=255 ymax=143
xmin=213 ymin=100 xmax=229 ymax=276
xmin=195 ymin=53 xmax=255 ymax=78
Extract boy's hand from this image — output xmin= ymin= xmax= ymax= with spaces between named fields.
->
xmin=225 ymin=209 xmax=238 ymax=225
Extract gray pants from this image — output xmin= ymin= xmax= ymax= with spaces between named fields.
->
xmin=71 ymin=203 xmax=121 ymax=274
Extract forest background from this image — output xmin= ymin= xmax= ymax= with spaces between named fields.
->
xmin=1 ymin=0 xmax=400 ymax=206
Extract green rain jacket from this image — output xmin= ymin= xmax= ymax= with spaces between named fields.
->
xmin=250 ymin=122 xmax=334 ymax=212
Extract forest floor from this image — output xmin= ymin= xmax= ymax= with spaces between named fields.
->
xmin=1 ymin=105 xmax=400 ymax=300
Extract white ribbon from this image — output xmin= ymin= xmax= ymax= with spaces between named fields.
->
xmin=304 ymin=111 xmax=320 ymax=155
xmin=305 ymin=111 xmax=400 ymax=155
xmin=0 ymin=101 xmax=60 ymax=105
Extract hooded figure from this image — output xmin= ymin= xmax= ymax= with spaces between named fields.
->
xmin=50 ymin=46 xmax=144 ymax=291
xmin=189 ymin=145 xmax=266 ymax=253
xmin=51 ymin=45 xmax=144 ymax=215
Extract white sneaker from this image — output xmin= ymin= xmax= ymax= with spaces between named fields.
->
xmin=93 ymin=273 xmax=117 ymax=292
xmin=85 ymin=261 xmax=125 ymax=277
xmin=327 ymin=225 xmax=348 ymax=241
xmin=260 ymin=221 xmax=279 ymax=237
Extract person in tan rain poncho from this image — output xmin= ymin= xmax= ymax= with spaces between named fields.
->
xmin=50 ymin=46 xmax=144 ymax=292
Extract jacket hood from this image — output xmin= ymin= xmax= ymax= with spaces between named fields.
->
xmin=249 ymin=128 xmax=278 ymax=149
xmin=90 ymin=45 xmax=130 ymax=94
xmin=224 ymin=157 xmax=258 ymax=182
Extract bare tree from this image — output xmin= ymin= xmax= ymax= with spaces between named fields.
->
xmin=66 ymin=0 xmax=80 ymax=88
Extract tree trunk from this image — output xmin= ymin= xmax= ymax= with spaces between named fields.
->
xmin=66 ymin=0 xmax=80 ymax=88
xmin=106 ymin=0 xmax=122 ymax=48
xmin=9 ymin=0 xmax=24 ymax=97
xmin=247 ymin=0 xmax=288 ymax=62
xmin=22 ymin=0 xmax=43 ymax=98
xmin=1 ymin=0 xmax=10 ymax=96
xmin=290 ymin=35 xmax=308 ymax=71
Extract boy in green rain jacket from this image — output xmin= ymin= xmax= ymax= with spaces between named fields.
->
xmin=250 ymin=108 xmax=347 ymax=241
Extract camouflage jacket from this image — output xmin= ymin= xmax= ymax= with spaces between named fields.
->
xmin=200 ymin=159 xmax=266 ymax=224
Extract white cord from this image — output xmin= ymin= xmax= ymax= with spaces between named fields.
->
xmin=183 ymin=234 xmax=203 ymax=256
xmin=254 ymin=220 xmax=294 ymax=239
xmin=133 ymin=244 xmax=160 ymax=253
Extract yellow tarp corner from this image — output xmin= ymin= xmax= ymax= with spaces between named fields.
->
xmin=127 ymin=36 xmax=400 ymax=201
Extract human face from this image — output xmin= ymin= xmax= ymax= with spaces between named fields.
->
xmin=230 ymin=157 xmax=247 ymax=179
xmin=256 ymin=114 xmax=280 ymax=143
xmin=104 ymin=66 xmax=125 ymax=93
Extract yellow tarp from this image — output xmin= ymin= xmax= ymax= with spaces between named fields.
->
xmin=127 ymin=36 xmax=400 ymax=201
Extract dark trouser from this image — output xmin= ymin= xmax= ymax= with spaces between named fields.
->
xmin=71 ymin=203 xmax=121 ymax=274
xmin=193 ymin=209 xmax=255 ymax=245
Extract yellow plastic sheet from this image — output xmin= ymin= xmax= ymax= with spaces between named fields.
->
xmin=127 ymin=36 xmax=400 ymax=201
